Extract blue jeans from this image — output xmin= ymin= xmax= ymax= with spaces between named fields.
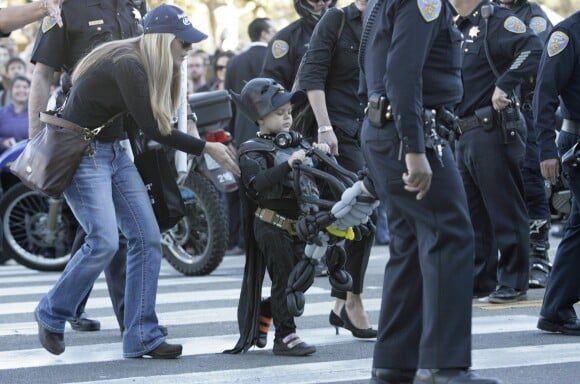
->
xmin=35 ymin=140 xmax=165 ymax=357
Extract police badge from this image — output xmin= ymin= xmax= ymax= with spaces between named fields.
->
xmin=547 ymin=31 xmax=569 ymax=57
xmin=271 ymin=40 xmax=289 ymax=59
xmin=504 ymin=16 xmax=526 ymax=34
xmin=417 ymin=0 xmax=442 ymax=23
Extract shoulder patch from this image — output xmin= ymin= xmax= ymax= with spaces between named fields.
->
xmin=546 ymin=31 xmax=569 ymax=57
xmin=529 ymin=16 xmax=547 ymax=34
xmin=271 ymin=40 xmax=289 ymax=59
xmin=41 ymin=16 xmax=58 ymax=33
xmin=417 ymin=0 xmax=442 ymax=23
xmin=504 ymin=16 xmax=526 ymax=34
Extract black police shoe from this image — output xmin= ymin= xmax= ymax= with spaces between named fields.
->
xmin=35 ymin=312 xmax=65 ymax=355
xmin=413 ymin=369 xmax=502 ymax=384
xmin=68 ymin=312 xmax=101 ymax=332
xmin=487 ymin=286 xmax=526 ymax=304
xmin=537 ymin=317 xmax=580 ymax=336
xmin=370 ymin=368 xmax=416 ymax=384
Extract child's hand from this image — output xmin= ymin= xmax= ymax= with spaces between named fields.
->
xmin=288 ymin=149 xmax=306 ymax=166
xmin=312 ymin=142 xmax=330 ymax=154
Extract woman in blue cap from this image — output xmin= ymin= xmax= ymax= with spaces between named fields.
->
xmin=34 ymin=4 xmax=240 ymax=359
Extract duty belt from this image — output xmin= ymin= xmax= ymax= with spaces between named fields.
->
xmin=562 ymin=119 xmax=580 ymax=135
xmin=456 ymin=106 xmax=494 ymax=135
xmin=255 ymin=207 xmax=297 ymax=236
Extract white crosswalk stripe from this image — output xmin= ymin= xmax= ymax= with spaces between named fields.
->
xmin=0 ymin=252 xmax=578 ymax=384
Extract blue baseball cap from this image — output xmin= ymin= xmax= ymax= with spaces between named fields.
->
xmin=143 ymin=4 xmax=208 ymax=44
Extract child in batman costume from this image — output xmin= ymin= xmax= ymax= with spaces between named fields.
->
xmin=224 ymin=78 xmax=377 ymax=356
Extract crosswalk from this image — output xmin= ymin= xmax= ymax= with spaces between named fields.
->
xmin=1 ymin=248 xmax=579 ymax=384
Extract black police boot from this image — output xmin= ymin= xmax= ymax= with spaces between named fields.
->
xmin=68 ymin=312 xmax=101 ymax=332
xmin=529 ymin=219 xmax=552 ymax=289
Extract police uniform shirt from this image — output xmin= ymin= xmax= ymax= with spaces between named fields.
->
xmin=512 ymin=1 xmax=552 ymax=43
xmin=31 ymin=0 xmax=145 ymax=73
xmin=533 ymin=11 xmax=580 ymax=162
xmin=261 ymin=18 xmax=316 ymax=91
xmin=360 ymin=0 xmax=463 ymax=153
xmin=455 ymin=1 xmax=543 ymax=117
xmin=299 ymin=4 xmax=365 ymax=138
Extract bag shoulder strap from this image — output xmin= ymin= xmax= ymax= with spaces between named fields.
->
xmin=39 ymin=111 xmax=126 ymax=139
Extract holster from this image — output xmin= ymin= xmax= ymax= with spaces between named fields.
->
xmin=367 ymin=94 xmax=392 ymax=128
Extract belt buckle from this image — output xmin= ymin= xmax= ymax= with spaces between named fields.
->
xmin=272 ymin=214 xmax=284 ymax=228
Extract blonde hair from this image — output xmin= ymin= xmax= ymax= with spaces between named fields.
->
xmin=72 ymin=34 xmax=181 ymax=135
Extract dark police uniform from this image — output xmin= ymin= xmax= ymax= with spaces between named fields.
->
xmin=503 ymin=0 xmax=553 ymax=286
xmin=534 ymin=12 xmax=580 ymax=327
xmin=261 ymin=0 xmax=336 ymax=91
xmin=359 ymin=0 xmax=475 ymax=375
xmin=30 ymin=0 xmax=146 ymax=330
xmin=261 ymin=17 xmax=315 ymax=91
xmin=298 ymin=4 xmax=375 ymax=311
xmin=454 ymin=1 xmax=542 ymax=300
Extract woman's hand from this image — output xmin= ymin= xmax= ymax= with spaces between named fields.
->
xmin=203 ymin=141 xmax=240 ymax=177
xmin=312 ymin=142 xmax=330 ymax=154
xmin=317 ymin=130 xmax=339 ymax=156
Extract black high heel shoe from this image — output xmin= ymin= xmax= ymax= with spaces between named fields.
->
xmin=340 ymin=306 xmax=377 ymax=339
xmin=329 ymin=310 xmax=344 ymax=335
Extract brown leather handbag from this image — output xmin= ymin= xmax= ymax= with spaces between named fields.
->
xmin=10 ymin=111 xmax=123 ymax=198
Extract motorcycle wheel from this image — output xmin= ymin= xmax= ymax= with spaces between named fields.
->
xmin=161 ymin=171 xmax=228 ymax=276
xmin=0 ymin=183 xmax=75 ymax=271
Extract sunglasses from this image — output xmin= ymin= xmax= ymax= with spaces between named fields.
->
xmin=307 ymin=0 xmax=331 ymax=4
xmin=216 ymin=65 xmax=227 ymax=71
xmin=178 ymin=39 xmax=192 ymax=49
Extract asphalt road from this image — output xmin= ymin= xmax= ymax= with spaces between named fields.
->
xmin=0 ymin=233 xmax=579 ymax=384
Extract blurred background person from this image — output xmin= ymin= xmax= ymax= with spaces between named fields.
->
xmin=210 ymin=50 xmax=235 ymax=91
xmin=0 ymin=75 xmax=29 ymax=154
xmin=187 ymin=49 xmax=211 ymax=94
xmin=0 ymin=57 xmax=27 ymax=106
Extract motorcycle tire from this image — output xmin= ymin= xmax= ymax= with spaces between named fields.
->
xmin=0 ymin=183 xmax=75 ymax=271
xmin=162 ymin=171 xmax=228 ymax=276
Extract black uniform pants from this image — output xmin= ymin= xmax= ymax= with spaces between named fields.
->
xmin=254 ymin=219 xmax=300 ymax=340
xmin=455 ymin=121 xmax=529 ymax=294
xmin=540 ymin=130 xmax=580 ymax=322
xmin=361 ymin=120 xmax=473 ymax=369
xmin=74 ymin=227 xmax=126 ymax=330
xmin=332 ymin=128 xmax=374 ymax=299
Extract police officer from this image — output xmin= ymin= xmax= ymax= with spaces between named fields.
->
xmin=359 ymin=0 xmax=500 ymax=382
xmin=534 ymin=12 xmax=580 ymax=336
xmin=452 ymin=0 xmax=543 ymax=303
xmin=497 ymin=0 xmax=553 ymax=289
xmin=261 ymin=0 xmax=336 ymax=91
xmin=28 ymin=0 xmax=148 ymax=333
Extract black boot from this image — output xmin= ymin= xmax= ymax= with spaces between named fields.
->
xmin=529 ymin=219 xmax=551 ymax=288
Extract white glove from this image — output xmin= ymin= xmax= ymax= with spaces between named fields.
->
xmin=330 ymin=181 xmax=379 ymax=229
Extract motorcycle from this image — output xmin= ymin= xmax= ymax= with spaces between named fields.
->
xmin=0 ymin=90 xmax=237 ymax=274
xmin=159 ymin=90 xmax=238 ymax=275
